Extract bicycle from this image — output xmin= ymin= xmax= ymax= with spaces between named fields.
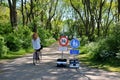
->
xmin=33 ymin=50 xmax=42 ymax=65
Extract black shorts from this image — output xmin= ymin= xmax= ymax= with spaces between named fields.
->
xmin=35 ymin=48 xmax=41 ymax=52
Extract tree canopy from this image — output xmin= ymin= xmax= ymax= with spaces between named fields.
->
xmin=0 ymin=0 xmax=120 ymax=62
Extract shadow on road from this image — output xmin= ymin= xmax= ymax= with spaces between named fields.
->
xmin=0 ymin=42 xmax=120 ymax=80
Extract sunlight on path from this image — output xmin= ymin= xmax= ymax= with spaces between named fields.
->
xmin=0 ymin=42 xmax=120 ymax=80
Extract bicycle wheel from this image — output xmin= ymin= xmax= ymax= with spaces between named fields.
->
xmin=33 ymin=52 xmax=36 ymax=65
xmin=39 ymin=51 xmax=42 ymax=61
xmin=33 ymin=52 xmax=40 ymax=65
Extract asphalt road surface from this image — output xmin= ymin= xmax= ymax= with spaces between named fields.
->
xmin=0 ymin=42 xmax=120 ymax=80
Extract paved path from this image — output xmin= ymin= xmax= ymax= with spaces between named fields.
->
xmin=0 ymin=42 xmax=120 ymax=80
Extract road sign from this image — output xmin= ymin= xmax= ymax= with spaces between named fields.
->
xmin=59 ymin=36 xmax=68 ymax=46
xmin=59 ymin=46 xmax=68 ymax=51
xmin=70 ymin=38 xmax=80 ymax=48
xmin=70 ymin=49 xmax=79 ymax=55
xmin=69 ymin=59 xmax=79 ymax=68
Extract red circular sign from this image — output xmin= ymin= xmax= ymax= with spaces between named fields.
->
xmin=59 ymin=36 xmax=68 ymax=46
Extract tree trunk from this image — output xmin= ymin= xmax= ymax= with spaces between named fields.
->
xmin=30 ymin=0 xmax=34 ymax=20
xmin=8 ymin=0 xmax=17 ymax=29
xmin=24 ymin=0 xmax=29 ymax=25
xmin=118 ymin=0 xmax=120 ymax=21
xmin=46 ymin=0 xmax=58 ymax=30
xmin=97 ymin=0 xmax=105 ymax=37
xmin=21 ymin=0 xmax=25 ymax=26
xmin=104 ymin=0 xmax=113 ymax=37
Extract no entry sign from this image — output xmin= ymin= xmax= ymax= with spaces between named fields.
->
xmin=59 ymin=36 xmax=68 ymax=46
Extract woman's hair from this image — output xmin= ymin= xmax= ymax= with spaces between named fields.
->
xmin=32 ymin=32 xmax=38 ymax=40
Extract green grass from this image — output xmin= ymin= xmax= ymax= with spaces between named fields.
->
xmin=44 ymin=38 xmax=56 ymax=47
xmin=78 ymin=54 xmax=120 ymax=72
xmin=0 ymin=48 xmax=34 ymax=60
xmin=0 ymin=40 xmax=56 ymax=60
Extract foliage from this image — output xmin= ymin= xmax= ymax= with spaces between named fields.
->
xmin=5 ymin=26 xmax=32 ymax=51
xmin=116 ymin=51 xmax=120 ymax=59
xmin=0 ymin=6 xmax=9 ymax=23
xmin=51 ymin=20 xmax=62 ymax=40
xmin=1 ymin=48 xmax=34 ymax=59
xmin=0 ymin=23 xmax=12 ymax=35
xmin=112 ymin=23 xmax=120 ymax=59
xmin=45 ymin=38 xmax=56 ymax=47
xmin=15 ymin=26 xmax=32 ymax=49
xmin=0 ymin=35 xmax=8 ymax=57
xmin=80 ymin=36 xmax=89 ymax=46
xmin=0 ymin=0 xmax=120 ymax=61
xmin=78 ymin=53 xmax=120 ymax=72
xmin=37 ymin=26 xmax=55 ymax=46
xmin=82 ymin=22 xmax=120 ymax=61
xmin=5 ymin=32 xmax=22 ymax=51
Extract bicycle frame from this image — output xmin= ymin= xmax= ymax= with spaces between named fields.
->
xmin=33 ymin=51 xmax=42 ymax=65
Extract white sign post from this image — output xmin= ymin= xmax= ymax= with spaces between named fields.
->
xmin=59 ymin=36 xmax=68 ymax=59
xmin=57 ymin=36 xmax=68 ymax=67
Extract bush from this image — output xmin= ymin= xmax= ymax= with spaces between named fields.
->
xmin=0 ymin=23 xmax=12 ymax=35
xmin=83 ymin=22 xmax=120 ymax=61
xmin=116 ymin=51 xmax=120 ymax=59
xmin=82 ymin=41 xmax=101 ymax=60
xmin=5 ymin=26 xmax=32 ymax=51
xmin=5 ymin=33 xmax=21 ymax=51
xmin=111 ymin=23 xmax=120 ymax=52
xmin=0 ymin=35 xmax=8 ymax=57
xmin=45 ymin=37 xmax=56 ymax=46
xmin=37 ymin=27 xmax=54 ymax=46
xmin=14 ymin=26 xmax=32 ymax=49
xmin=85 ymin=38 xmax=117 ymax=61
xmin=80 ymin=36 xmax=89 ymax=46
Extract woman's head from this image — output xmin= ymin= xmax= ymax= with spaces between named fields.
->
xmin=32 ymin=32 xmax=38 ymax=40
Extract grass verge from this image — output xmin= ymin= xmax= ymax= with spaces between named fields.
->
xmin=78 ymin=53 xmax=120 ymax=72
xmin=0 ymin=40 xmax=56 ymax=60
xmin=0 ymin=48 xmax=34 ymax=60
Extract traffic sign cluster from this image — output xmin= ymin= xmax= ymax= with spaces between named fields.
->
xmin=57 ymin=36 xmax=80 ymax=68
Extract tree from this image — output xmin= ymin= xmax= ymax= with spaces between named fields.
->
xmin=0 ymin=0 xmax=2 ymax=4
xmin=8 ymin=0 xmax=17 ymax=29
xmin=118 ymin=0 xmax=120 ymax=21
xmin=45 ymin=0 xmax=58 ymax=30
xmin=69 ymin=0 xmax=96 ymax=40
xmin=103 ymin=0 xmax=114 ymax=36
xmin=69 ymin=0 xmax=117 ymax=40
xmin=96 ymin=0 xmax=105 ymax=37
xmin=21 ymin=0 xmax=25 ymax=26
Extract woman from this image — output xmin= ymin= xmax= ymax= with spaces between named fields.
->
xmin=32 ymin=32 xmax=41 ymax=60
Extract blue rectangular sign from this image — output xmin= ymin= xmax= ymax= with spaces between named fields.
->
xmin=70 ymin=49 xmax=79 ymax=55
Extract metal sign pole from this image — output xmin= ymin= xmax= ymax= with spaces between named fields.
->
xmin=69 ymin=38 xmax=80 ymax=68
xmin=62 ymin=51 xmax=63 ymax=59
xmin=57 ymin=36 xmax=68 ymax=67
xmin=74 ymin=54 xmax=76 ymax=59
